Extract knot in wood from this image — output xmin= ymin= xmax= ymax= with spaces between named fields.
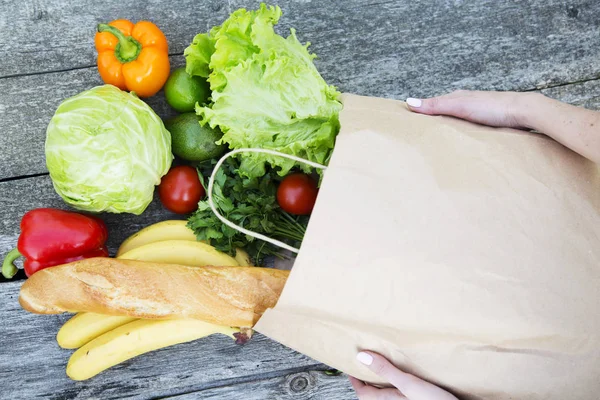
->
xmin=289 ymin=375 xmax=309 ymax=392
xmin=566 ymin=6 xmax=579 ymax=19
xmin=33 ymin=9 xmax=48 ymax=21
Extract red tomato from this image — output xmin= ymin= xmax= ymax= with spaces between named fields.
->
xmin=277 ymin=173 xmax=318 ymax=215
xmin=158 ymin=166 xmax=205 ymax=214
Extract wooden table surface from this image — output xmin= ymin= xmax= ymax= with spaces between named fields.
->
xmin=1 ymin=1 xmax=599 ymax=399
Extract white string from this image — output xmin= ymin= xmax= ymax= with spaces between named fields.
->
xmin=207 ymin=148 xmax=327 ymax=253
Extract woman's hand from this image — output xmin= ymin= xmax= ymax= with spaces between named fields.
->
xmin=350 ymin=351 xmax=458 ymax=400
xmin=406 ymin=90 xmax=600 ymax=164
xmin=407 ymin=90 xmax=529 ymax=129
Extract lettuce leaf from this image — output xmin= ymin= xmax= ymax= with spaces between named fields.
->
xmin=184 ymin=4 xmax=342 ymax=177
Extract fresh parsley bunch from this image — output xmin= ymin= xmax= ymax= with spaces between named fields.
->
xmin=187 ymin=158 xmax=308 ymax=265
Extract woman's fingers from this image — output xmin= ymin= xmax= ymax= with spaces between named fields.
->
xmin=406 ymin=93 xmax=467 ymax=117
xmin=356 ymin=352 xmax=415 ymax=390
xmin=406 ymin=90 xmax=529 ymax=129
xmin=356 ymin=351 xmax=458 ymax=400
xmin=349 ymin=377 xmax=406 ymax=400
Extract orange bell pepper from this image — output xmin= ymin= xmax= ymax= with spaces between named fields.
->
xmin=95 ymin=20 xmax=170 ymax=98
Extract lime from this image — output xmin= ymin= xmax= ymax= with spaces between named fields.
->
xmin=164 ymin=67 xmax=210 ymax=112
xmin=164 ymin=113 xmax=226 ymax=162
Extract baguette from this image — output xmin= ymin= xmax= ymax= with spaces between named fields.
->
xmin=19 ymin=258 xmax=289 ymax=328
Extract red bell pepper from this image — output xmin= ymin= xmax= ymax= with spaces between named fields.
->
xmin=2 ymin=208 xmax=109 ymax=279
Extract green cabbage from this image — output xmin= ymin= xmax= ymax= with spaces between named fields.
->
xmin=45 ymin=85 xmax=172 ymax=214
xmin=184 ymin=4 xmax=342 ymax=177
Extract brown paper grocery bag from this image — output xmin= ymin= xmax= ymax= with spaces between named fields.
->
xmin=255 ymin=93 xmax=600 ymax=399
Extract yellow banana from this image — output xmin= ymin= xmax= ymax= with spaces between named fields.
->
xmin=57 ymin=313 xmax=137 ymax=349
xmin=116 ymin=220 xmax=197 ymax=256
xmin=118 ymin=239 xmax=239 ymax=267
xmin=234 ymin=248 xmax=253 ymax=266
xmin=67 ymin=319 xmax=239 ymax=380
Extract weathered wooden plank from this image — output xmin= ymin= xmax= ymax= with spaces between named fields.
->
xmin=2 ymin=1 xmax=600 ymax=179
xmin=0 ymin=280 xmax=329 ymax=400
xmin=279 ymin=0 xmax=600 ymax=96
xmin=165 ymin=371 xmax=356 ymax=400
xmin=3 ymin=0 xmax=600 ymax=88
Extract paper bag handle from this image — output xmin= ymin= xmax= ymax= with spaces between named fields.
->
xmin=207 ymin=148 xmax=327 ymax=253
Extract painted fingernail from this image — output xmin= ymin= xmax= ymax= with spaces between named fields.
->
xmin=357 ymin=352 xmax=373 ymax=366
xmin=406 ymin=97 xmax=422 ymax=108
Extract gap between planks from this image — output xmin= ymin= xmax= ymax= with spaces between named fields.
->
xmin=0 ymin=172 xmax=49 ymax=183
xmin=0 ymin=53 xmax=183 ymax=81
xmin=3 ymin=54 xmax=600 ymax=93
xmin=523 ymin=73 xmax=600 ymax=92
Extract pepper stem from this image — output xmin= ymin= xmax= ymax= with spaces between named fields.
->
xmin=2 ymin=248 xmax=21 ymax=279
xmin=97 ymin=23 xmax=142 ymax=63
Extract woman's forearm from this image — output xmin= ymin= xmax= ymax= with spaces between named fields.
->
xmin=517 ymin=93 xmax=600 ymax=164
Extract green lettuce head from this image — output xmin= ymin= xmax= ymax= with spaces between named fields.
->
xmin=45 ymin=85 xmax=173 ymax=214
xmin=184 ymin=4 xmax=343 ymax=177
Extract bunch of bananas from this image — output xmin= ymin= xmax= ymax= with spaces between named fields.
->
xmin=56 ymin=220 xmax=252 ymax=380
